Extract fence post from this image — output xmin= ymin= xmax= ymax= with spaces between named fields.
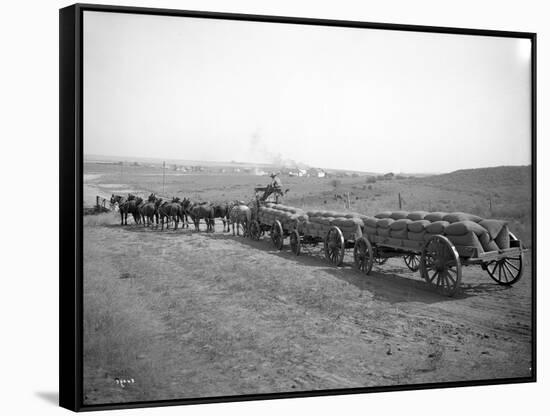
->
xmin=398 ymin=193 xmax=402 ymax=210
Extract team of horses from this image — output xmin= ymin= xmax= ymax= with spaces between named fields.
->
xmin=110 ymin=193 xmax=251 ymax=236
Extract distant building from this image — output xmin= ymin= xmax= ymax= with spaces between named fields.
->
xmin=307 ymin=168 xmax=326 ymax=178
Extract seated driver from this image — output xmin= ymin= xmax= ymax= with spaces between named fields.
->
xmin=270 ymin=172 xmax=282 ymax=190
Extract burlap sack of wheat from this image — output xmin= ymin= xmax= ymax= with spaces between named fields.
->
xmin=444 ymin=220 xmax=487 ymax=236
xmin=407 ymin=211 xmax=429 ymax=221
xmin=390 ymin=211 xmax=409 ymax=220
xmin=479 ymin=219 xmax=510 ymax=249
xmin=365 ymin=217 xmax=378 ymax=228
xmin=375 ymin=211 xmax=392 ymax=219
xmin=376 ymin=218 xmax=395 ymax=229
xmin=425 ymin=220 xmax=450 ymax=234
xmin=477 ymin=232 xmax=500 ymax=252
xmin=424 ymin=212 xmax=449 ymax=222
xmin=443 ymin=212 xmax=483 ymax=224
xmin=445 ymin=231 xmax=485 ymax=253
xmin=388 ymin=219 xmax=412 ymax=239
xmin=408 ymin=220 xmax=431 ymax=233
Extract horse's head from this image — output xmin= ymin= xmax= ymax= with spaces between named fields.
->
xmin=135 ymin=196 xmax=143 ymax=205
xmin=172 ymin=196 xmax=181 ymax=203
xmin=110 ymin=194 xmax=123 ymax=204
xmin=148 ymin=193 xmax=156 ymax=202
xmin=127 ymin=193 xmax=135 ymax=201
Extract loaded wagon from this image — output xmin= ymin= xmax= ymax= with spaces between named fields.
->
xmin=353 ymin=210 xmax=525 ymax=296
xmin=289 ymin=210 xmax=365 ymax=265
xmin=250 ymin=200 xmax=525 ymax=297
xmin=248 ymin=201 xmax=307 ymax=250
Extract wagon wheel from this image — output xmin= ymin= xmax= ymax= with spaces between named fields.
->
xmin=420 ymin=235 xmax=462 ymax=297
xmin=324 ymin=226 xmax=345 ymax=266
xmin=248 ymin=220 xmax=261 ymax=241
xmin=403 ymin=253 xmax=420 ymax=272
xmin=485 ymin=253 xmax=523 ymax=285
xmin=353 ymin=236 xmax=374 ymax=274
xmin=290 ymin=230 xmax=301 ymax=256
xmin=270 ymin=220 xmax=284 ymax=250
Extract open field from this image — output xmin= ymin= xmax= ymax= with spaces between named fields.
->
xmin=83 ymin=163 xmax=533 ymax=404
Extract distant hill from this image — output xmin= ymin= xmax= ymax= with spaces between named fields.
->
xmin=414 ymin=165 xmax=532 ymax=198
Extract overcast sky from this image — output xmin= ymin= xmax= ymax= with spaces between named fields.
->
xmin=83 ymin=11 xmax=531 ymax=173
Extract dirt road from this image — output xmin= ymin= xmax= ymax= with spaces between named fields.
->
xmin=83 ymin=218 xmax=532 ymax=404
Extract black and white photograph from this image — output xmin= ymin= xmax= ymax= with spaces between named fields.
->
xmin=61 ymin=3 xmax=535 ymax=411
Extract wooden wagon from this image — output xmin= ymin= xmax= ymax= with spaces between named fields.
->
xmin=351 ymin=212 xmax=525 ymax=296
xmin=247 ymin=195 xmax=305 ymax=250
xmin=288 ymin=211 xmax=367 ymax=266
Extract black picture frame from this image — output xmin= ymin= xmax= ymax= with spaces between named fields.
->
xmin=60 ymin=3 xmax=537 ymax=412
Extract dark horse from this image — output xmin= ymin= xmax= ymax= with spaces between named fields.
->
xmin=182 ymin=200 xmax=214 ymax=232
xmin=211 ymin=202 xmax=232 ymax=232
xmin=155 ymin=198 xmax=185 ymax=230
xmin=139 ymin=193 xmax=158 ymax=227
xmin=110 ymin=194 xmax=140 ymax=225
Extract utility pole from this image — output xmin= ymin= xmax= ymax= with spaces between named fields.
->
xmin=162 ymin=161 xmax=166 ymax=194
xmin=398 ymin=193 xmax=402 ymax=209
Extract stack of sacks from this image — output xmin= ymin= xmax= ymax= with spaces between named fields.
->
xmin=443 ymin=212 xmax=483 ymax=223
xmin=258 ymin=204 xmax=307 ymax=231
xmin=375 ymin=218 xmax=394 ymax=237
xmin=478 ymin=219 xmax=510 ymax=250
xmin=364 ymin=217 xmax=379 ymax=237
xmin=404 ymin=219 xmax=432 ymax=248
xmin=424 ymin=212 xmax=448 ymax=222
xmin=388 ymin=218 xmax=413 ymax=245
xmin=364 ymin=209 xmax=511 ymax=254
xmin=441 ymin=220 xmax=491 ymax=253
xmin=303 ymin=210 xmax=364 ymax=240
xmin=406 ymin=211 xmax=429 ymax=221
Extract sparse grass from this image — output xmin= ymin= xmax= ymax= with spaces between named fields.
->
xmin=83 ymin=212 xmax=119 ymax=227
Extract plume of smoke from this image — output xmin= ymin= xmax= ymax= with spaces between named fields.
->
xmin=249 ymin=130 xmax=308 ymax=168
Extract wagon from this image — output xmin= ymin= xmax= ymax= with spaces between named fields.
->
xmin=351 ymin=211 xmax=525 ymax=296
xmin=288 ymin=211 xmax=367 ymax=267
xmin=247 ymin=192 xmax=303 ymax=250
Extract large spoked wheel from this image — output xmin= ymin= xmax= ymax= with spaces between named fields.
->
xmin=324 ymin=226 xmax=345 ymax=266
xmin=249 ymin=220 xmax=261 ymax=241
xmin=270 ymin=220 xmax=284 ymax=250
xmin=420 ymin=235 xmax=462 ymax=297
xmin=404 ymin=253 xmax=420 ymax=272
xmin=353 ymin=236 xmax=374 ymax=274
xmin=486 ymin=253 xmax=523 ymax=285
xmin=290 ymin=230 xmax=301 ymax=256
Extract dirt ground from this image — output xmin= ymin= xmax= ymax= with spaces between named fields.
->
xmin=83 ymin=216 xmax=532 ymax=405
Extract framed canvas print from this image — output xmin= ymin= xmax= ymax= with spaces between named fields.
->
xmin=59 ymin=3 xmax=537 ymax=411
